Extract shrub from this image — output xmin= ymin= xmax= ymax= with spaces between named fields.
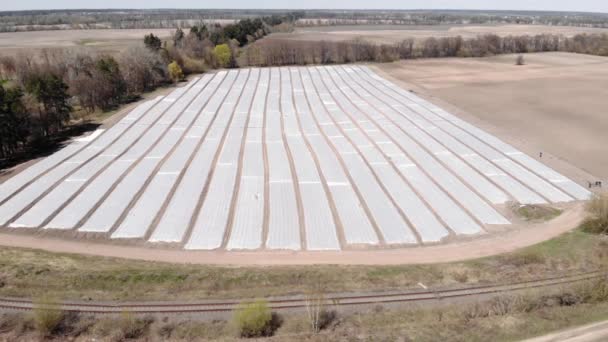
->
xmin=32 ymin=296 xmax=64 ymax=337
xmin=117 ymin=311 xmax=153 ymax=339
xmin=168 ymin=61 xmax=184 ymax=83
xmin=233 ymin=300 xmax=273 ymax=337
xmin=582 ymin=194 xmax=608 ymax=234
xmin=516 ymin=55 xmax=525 ymax=65
xmin=213 ymin=44 xmax=232 ymax=68
xmin=575 ymin=278 xmax=608 ymax=303
xmin=92 ymin=312 xmax=153 ymax=340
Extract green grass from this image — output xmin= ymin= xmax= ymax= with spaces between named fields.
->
xmin=0 ymin=228 xmax=606 ymax=302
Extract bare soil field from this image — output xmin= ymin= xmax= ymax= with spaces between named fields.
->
xmin=0 ymin=29 xmax=175 ymax=57
xmin=269 ymin=24 xmax=608 ymax=44
xmin=374 ymin=52 xmax=608 ymax=181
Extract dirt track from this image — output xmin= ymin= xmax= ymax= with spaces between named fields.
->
xmin=524 ymin=319 xmax=608 ymax=342
xmin=0 ymin=202 xmax=585 ymax=265
xmin=375 ymin=52 xmax=608 ymax=183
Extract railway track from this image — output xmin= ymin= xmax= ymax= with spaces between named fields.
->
xmin=0 ymin=270 xmax=604 ymax=315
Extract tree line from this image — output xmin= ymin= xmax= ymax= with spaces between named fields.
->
xmin=240 ymin=33 xmax=608 ymax=67
xmin=2 ymin=9 xmax=608 ymax=32
xmin=0 ymin=44 xmax=173 ymax=161
xmin=0 ymin=10 xmax=305 ymax=32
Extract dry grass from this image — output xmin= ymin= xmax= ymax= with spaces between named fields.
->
xmin=2 ymin=278 xmax=608 ymax=341
xmin=91 ymin=312 xmax=153 ymax=341
xmin=31 ymin=296 xmax=64 ymax=337
xmin=0 ymin=227 xmax=606 ymax=302
xmin=581 ymin=194 xmax=608 ymax=234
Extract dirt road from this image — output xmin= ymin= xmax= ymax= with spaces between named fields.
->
xmin=524 ymin=320 xmax=608 ymax=342
xmin=0 ymin=202 xmax=585 ymax=265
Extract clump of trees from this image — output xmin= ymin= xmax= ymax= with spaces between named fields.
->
xmin=165 ymin=14 xmax=296 ymax=73
xmin=0 ymin=44 xmax=170 ymax=161
xmin=0 ymin=84 xmax=29 ymax=158
xmin=144 ymin=33 xmax=162 ymax=51
xmin=240 ymin=33 xmax=608 ymax=67
xmin=24 ymin=72 xmax=72 ymax=136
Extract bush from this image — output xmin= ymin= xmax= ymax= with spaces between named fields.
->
xmin=117 ymin=311 xmax=153 ymax=339
xmin=32 ymin=296 xmax=64 ymax=337
xmin=213 ymin=44 xmax=232 ymax=68
xmin=168 ymin=61 xmax=184 ymax=83
xmin=92 ymin=312 xmax=153 ymax=340
xmin=581 ymin=194 xmax=608 ymax=234
xmin=233 ymin=300 xmax=273 ymax=337
xmin=516 ymin=55 xmax=525 ymax=65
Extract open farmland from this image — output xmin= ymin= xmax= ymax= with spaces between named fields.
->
xmin=375 ymin=52 xmax=608 ymax=179
xmin=268 ymin=24 xmax=608 ymax=44
xmin=0 ymin=66 xmax=590 ymax=253
xmin=0 ymin=28 xmax=175 ymax=57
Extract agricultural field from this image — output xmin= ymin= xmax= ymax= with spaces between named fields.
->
xmin=0 ymin=65 xmax=590 ymax=254
xmin=268 ymin=24 xmax=608 ymax=44
xmin=375 ymin=52 xmax=608 ymax=178
xmin=0 ymin=28 xmax=175 ymax=57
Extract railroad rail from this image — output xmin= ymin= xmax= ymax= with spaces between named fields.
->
xmin=0 ymin=270 xmax=604 ymax=315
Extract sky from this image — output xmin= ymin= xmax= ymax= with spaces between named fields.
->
xmin=3 ymin=0 xmax=608 ymax=13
